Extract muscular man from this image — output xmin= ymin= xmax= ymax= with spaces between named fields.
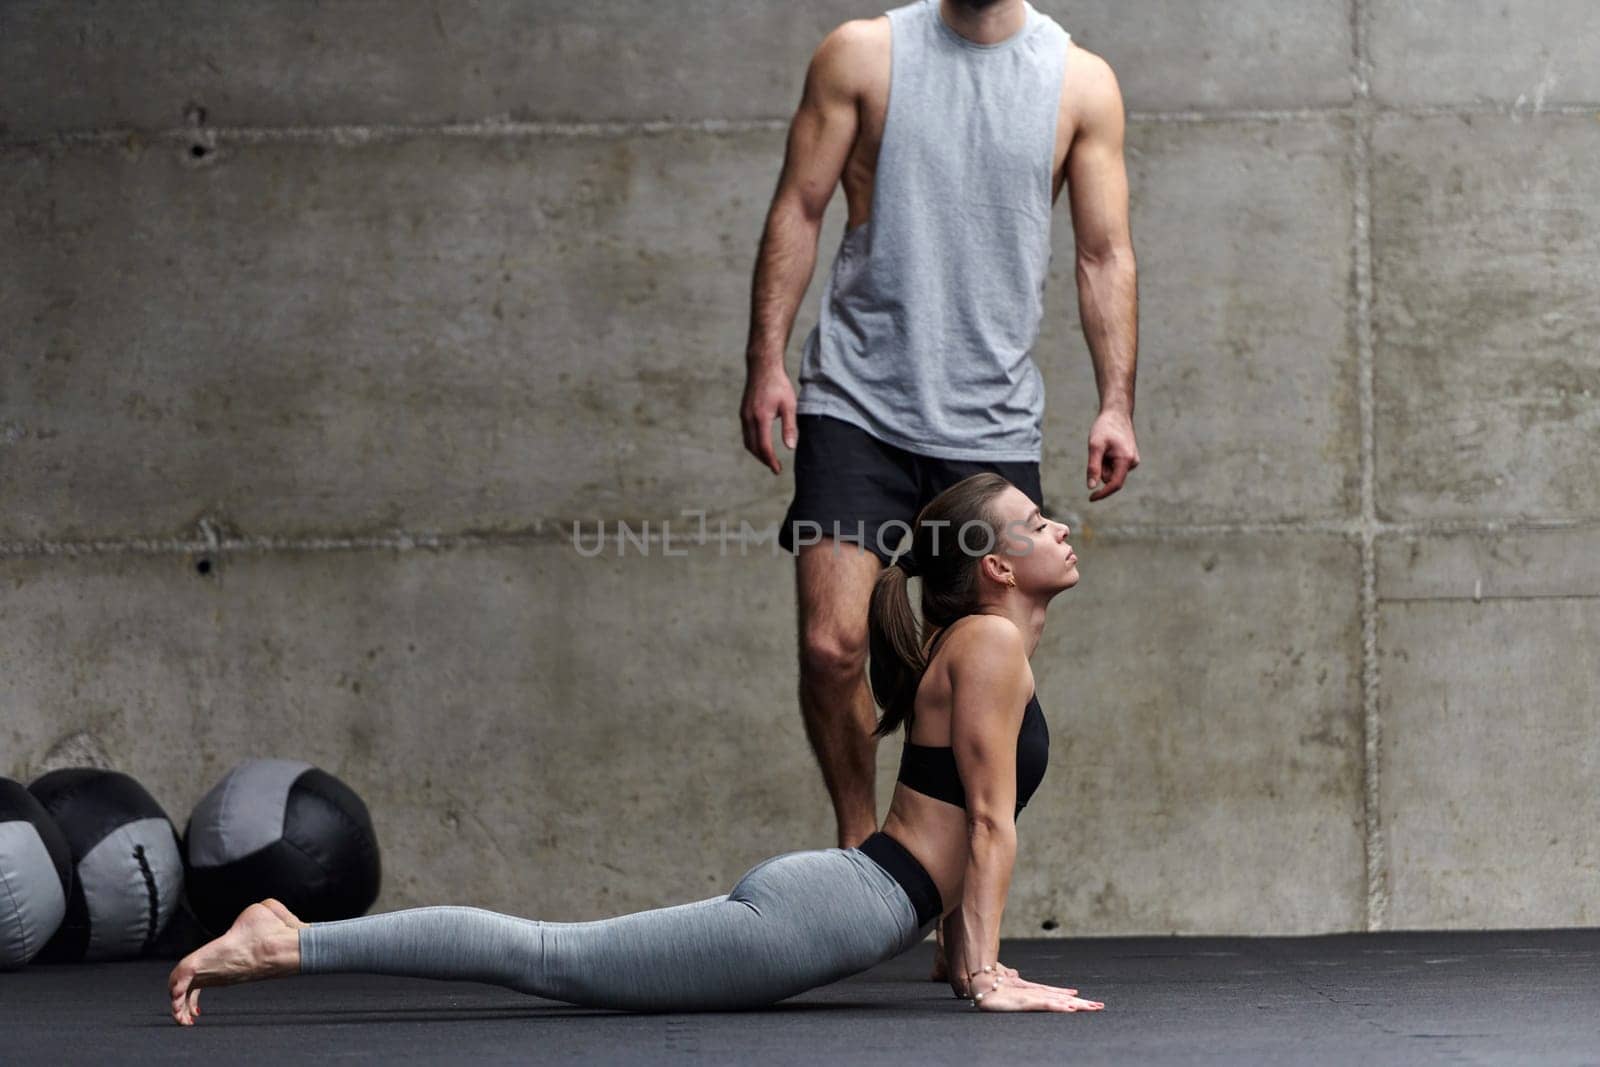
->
xmin=740 ymin=0 xmax=1138 ymax=849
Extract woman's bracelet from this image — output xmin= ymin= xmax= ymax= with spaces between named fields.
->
xmin=967 ymin=963 xmax=1004 ymax=1007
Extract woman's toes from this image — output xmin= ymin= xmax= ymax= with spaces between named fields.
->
xmin=169 ymin=967 xmax=192 ymax=1024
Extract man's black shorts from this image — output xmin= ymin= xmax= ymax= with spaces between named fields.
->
xmin=777 ymin=414 xmax=1046 ymax=565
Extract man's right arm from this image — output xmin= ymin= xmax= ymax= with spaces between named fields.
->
xmin=740 ymin=23 xmax=866 ymax=474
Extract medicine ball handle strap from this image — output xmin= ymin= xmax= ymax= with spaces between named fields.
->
xmin=133 ymin=844 xmax=160 ymax=954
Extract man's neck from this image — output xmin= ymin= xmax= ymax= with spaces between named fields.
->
xmin=938 ymin=0 xmax=1027 ymax=46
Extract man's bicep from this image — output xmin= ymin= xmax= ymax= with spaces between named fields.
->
xmin=1065 ymin=56 xmax=1132 ymax=262
xmin=774 ymin=26 xmax=864 ymax=221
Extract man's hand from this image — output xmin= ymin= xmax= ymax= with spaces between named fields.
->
xmin=741 ymin=366 xmax=798 ymax=475
xmin=1086 ymin=409 xmax=1139 ymax=501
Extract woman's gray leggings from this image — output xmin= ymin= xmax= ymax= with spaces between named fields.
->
xmin=298 ymin=845 xmax=930 ymax=1012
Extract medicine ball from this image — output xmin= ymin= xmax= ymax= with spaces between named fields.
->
xmin=27 ymin=768 xmax=184 ymax=962
xmin=0 ymin=778 xmax=73 ymax=969
xmin=183 ymin=759 xmax=381 ymax=936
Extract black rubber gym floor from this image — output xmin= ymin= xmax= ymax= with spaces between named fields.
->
xmin=4 ymin=930 xmax=1596 ymax=1065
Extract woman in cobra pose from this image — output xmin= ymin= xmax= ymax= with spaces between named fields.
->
xmin=168 ymin=473 xmax=1103 ymax=1022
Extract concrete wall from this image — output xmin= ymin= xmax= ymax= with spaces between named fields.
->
xmin=2 ymin=1 xmax=1595 ymax=936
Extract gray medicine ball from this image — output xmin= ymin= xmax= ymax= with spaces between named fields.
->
xmin=0 ymin=778 xmax=73 ymax=969
xmin=27 ymin=768 xmax=184 ymax=962
xmin=183 ymin=759 xmax=381 ymax=936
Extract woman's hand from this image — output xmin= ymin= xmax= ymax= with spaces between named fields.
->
xmin=972 ymin=974 xmax=1104 ymax=1013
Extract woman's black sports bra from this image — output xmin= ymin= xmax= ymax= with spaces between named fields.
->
xmin=895 ymin=622 xmax=1050 ymax=816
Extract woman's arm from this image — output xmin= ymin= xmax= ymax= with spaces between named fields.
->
xmin=948 ymin=618 xmax=1032 ymax=982
xmin=944 ymin=618 xmax=1106 ymax=1013
xmin=941 ymin=910 xmax=968 ymax=996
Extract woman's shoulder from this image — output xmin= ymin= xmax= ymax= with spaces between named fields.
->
xmin=943 ymin=613 xmax=1025 ymax=649
xmin=941 ymin=616 xmax=1031 ymax=691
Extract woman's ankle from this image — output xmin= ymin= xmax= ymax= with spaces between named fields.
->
xmin=265 ymin=928 xmax=303 ymax=976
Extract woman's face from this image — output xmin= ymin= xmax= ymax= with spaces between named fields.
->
xmin=990 ymin=486 xmax=1078 ymax=594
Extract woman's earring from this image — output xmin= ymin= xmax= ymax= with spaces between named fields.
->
xmin=1007 ymin=574 xmax=1016 ymax=588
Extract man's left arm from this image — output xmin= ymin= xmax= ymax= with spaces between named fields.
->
xmin=1064 ymin=51 xmax=1139 ymax=501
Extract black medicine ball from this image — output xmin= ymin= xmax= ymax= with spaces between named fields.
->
xmin=183 ymin=759 xmax=381 ymax=936
xmin=27 ymin=768 xmax=185 ymax=962
xmin=0 ymin=778 xmax=74 ymax=969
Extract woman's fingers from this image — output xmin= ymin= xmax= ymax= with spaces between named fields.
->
xmin=1031 ymin=979 xmax=1085 ymax=997
xmin=1038 ymin=986 xmax=1104 ymax=1012
xmin=1040 ymin=989 xmax=1083 ymax=1012
xmin=1016 ymin=979 xmax=1078 ymax=996
xmin=1001 ymin=971 xmax=1080 ymax=997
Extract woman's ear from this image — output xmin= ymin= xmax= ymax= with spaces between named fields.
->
xmin=980 ymin=553 xmax=1013 ymax=588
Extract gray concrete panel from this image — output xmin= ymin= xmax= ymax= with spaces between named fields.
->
xmin=1039 ymin=117 xmax=1359 ymax=526
xmin=1378 ymin=526 xmax=1600 ymax=602
xmin=1054 ymin=0 xmax=1354 ymax=113
xmin=0 ymin=1 xmax=870 ymax=137
xmin=1378 ymin=531 xmax=1600 ymax=928
xmin=1371 ymin=114 xmax=1600 ymax=522
xmin=0 ymin=1 xmax=1351 ymax=138
xmin=1 ymin=131 xmax=835 ymax=541
xmin=1370 ymin=0 xmax=1600 ymax=108
xmin=1009 ymin=533 xmax=1366 ymax=935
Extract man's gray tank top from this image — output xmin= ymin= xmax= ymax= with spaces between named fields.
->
xmin=796 ymin=0 xmax=1071 ymax=462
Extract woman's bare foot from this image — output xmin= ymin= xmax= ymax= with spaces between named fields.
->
xmin=167 ymin=900 xmax=302 ymax=1026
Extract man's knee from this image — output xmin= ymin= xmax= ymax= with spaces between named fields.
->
xmin=799 ymin=623 xmax=869 ymax=684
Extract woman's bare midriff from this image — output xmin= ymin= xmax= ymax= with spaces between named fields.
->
xmin=880 ymin=789 xmax=971 ymax=914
